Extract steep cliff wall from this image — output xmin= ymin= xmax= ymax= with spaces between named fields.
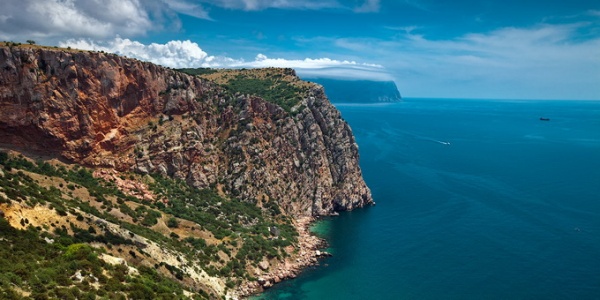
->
xmin=0 ymin=45 xmax=372 ymax=217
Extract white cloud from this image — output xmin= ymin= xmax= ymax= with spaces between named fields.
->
xmin=0 ymin=0 xmax=381 ymax=43
xmin=354 ymin=0 xmax=380 ymax=13
xmin=195 ymin=0 xmax=340 ymax=11
xmin=60 ymin=38 xmax=216 ymax=68
xmin=373 ymin=23 xmax=600 ymax=99
xmin=159 ymin=0 xmax=341 ymax=16
xmin=59 ymin=38 xmax=389 ymax=81
xmin=241 ymin=53 xmax=383 ymax=69
xmin=162 ymin=0 xmax=211 ymax=19
xmin=0 ymin=0 xmax=160 ymax=41
xmin=160 ymin=0 xmax=379 ymax=18
xmin=237 ymin=54 xmax=391 ymax=80
xmin=384 ymin=25 xmax=421 ymax=34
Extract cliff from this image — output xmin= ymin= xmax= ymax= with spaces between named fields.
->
xmin=0 ymin=44 xmax=375 ymax=298
xmin=0 ymin=45 xmax=372 ymax=217
xmin=304 ymin=78 xmax=402 ymax=103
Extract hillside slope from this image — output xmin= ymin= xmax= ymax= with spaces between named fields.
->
xmin=0 ymin=44 xmax=373 ymax=298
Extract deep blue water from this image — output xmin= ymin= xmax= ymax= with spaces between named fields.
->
xmin=256 ymin=99 xmax=600 ymax=299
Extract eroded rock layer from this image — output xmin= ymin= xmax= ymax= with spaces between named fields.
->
xmin=0 ymin=46 xmax=372 ymax=216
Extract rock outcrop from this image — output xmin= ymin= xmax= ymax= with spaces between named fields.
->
xmin=0 ymin=45 xmax=373 ymax=217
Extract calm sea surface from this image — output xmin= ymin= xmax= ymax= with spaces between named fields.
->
xmin=255 ymin=99 xmax=600 ymax=299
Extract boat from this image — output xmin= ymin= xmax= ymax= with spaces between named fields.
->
xmin=539 ymin=117 xmax=550 ymax=121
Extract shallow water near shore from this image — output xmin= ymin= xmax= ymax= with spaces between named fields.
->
xmin=254 ymin=98 xmax=600 ymax=299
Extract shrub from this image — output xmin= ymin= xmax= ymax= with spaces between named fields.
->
xmin=64 ymin=243 xmax=95 ymax=260
xmin=166 ymin=217 xmax=178 ymax=228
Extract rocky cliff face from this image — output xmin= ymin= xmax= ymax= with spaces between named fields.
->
xmin=0 ymin=45 xmax=372 ymax=217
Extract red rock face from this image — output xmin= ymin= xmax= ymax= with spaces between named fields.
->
xmin=0 ymin=46 xmax=373 ymax=216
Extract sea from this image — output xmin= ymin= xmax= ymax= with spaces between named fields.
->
xmin=254 ymin=98 xmax=600 ymax=299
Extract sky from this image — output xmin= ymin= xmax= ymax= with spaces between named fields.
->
xmin=1 ymin=0 xmax=599 ymax=100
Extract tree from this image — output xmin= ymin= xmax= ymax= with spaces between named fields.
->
xmin=26 ymin=40 xmax=36 ymax=45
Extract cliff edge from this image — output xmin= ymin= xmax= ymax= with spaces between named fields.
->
xmin=0 ymin=44 xmax=372 ymax=216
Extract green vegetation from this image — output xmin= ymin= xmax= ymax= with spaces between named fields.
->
xmin=167 ymin=217 xmax=179 ymax=228
xmin=0 ymin=218 xmax=191 ymax=299
xmin=0 ymin=151 xmax=300 ymax=296
xmin=0 ymin=155 xmax=131 ymax=210
xmin=149 ymin=174 xmax=298 ymax=268
xmin=222 ymin=74 xmax=302 ymax=113
xmin=181 ymin=68 xmax=308 ymax=113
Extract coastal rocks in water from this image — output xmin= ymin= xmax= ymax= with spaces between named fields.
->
xmin=236 ymin=217 xmax=331 ymax=296
xmin=316 ymin=250 xmax=332 ymax=257
xmin=258 ymin=277 xmax=273 ymax=289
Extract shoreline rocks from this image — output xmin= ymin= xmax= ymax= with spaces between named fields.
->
xmin=233 ymin=217 xmax=330 ymax=298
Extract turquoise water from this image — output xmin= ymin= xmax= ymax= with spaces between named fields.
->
xmin=256 ymin=99 xmax=600 ymax=299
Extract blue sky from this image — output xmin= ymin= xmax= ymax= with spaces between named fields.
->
xmin=1 ymin=0 xmax=599 ymax=99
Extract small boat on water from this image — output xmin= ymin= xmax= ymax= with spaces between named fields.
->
xmin=539 ymin=117 xmax=550 ymax=121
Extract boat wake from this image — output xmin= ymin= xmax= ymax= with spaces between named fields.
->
xmin=380 ymin=127 xmax=451 ymax=146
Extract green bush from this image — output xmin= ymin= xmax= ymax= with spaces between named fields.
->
xmin=221 ymin=75 xmax=302 ymax=113
xmin=167 ymin=217 xmax=179 ymax=228
xmin=140 ymin=209 xmax=161 ymax=227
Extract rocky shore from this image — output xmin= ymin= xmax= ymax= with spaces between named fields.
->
xmin=234 ymin=217 xmax=331 ymax=298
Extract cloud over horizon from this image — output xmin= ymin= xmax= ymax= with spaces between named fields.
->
xmin=59 ymin=37 xmax=392 ymax=81
xmin=1 ymin=0 xmax=599 ymax=99
xmin=36 ymin=19 xmax=600 ymax=99
xmin=325 ymin=20 xmax=600 ymax=99
xmin=382 ymin=22 xmax=600 ymax=99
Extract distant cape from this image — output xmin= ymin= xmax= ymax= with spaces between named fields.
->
xmin=304 ymin=78 xmax=402 ymax=103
